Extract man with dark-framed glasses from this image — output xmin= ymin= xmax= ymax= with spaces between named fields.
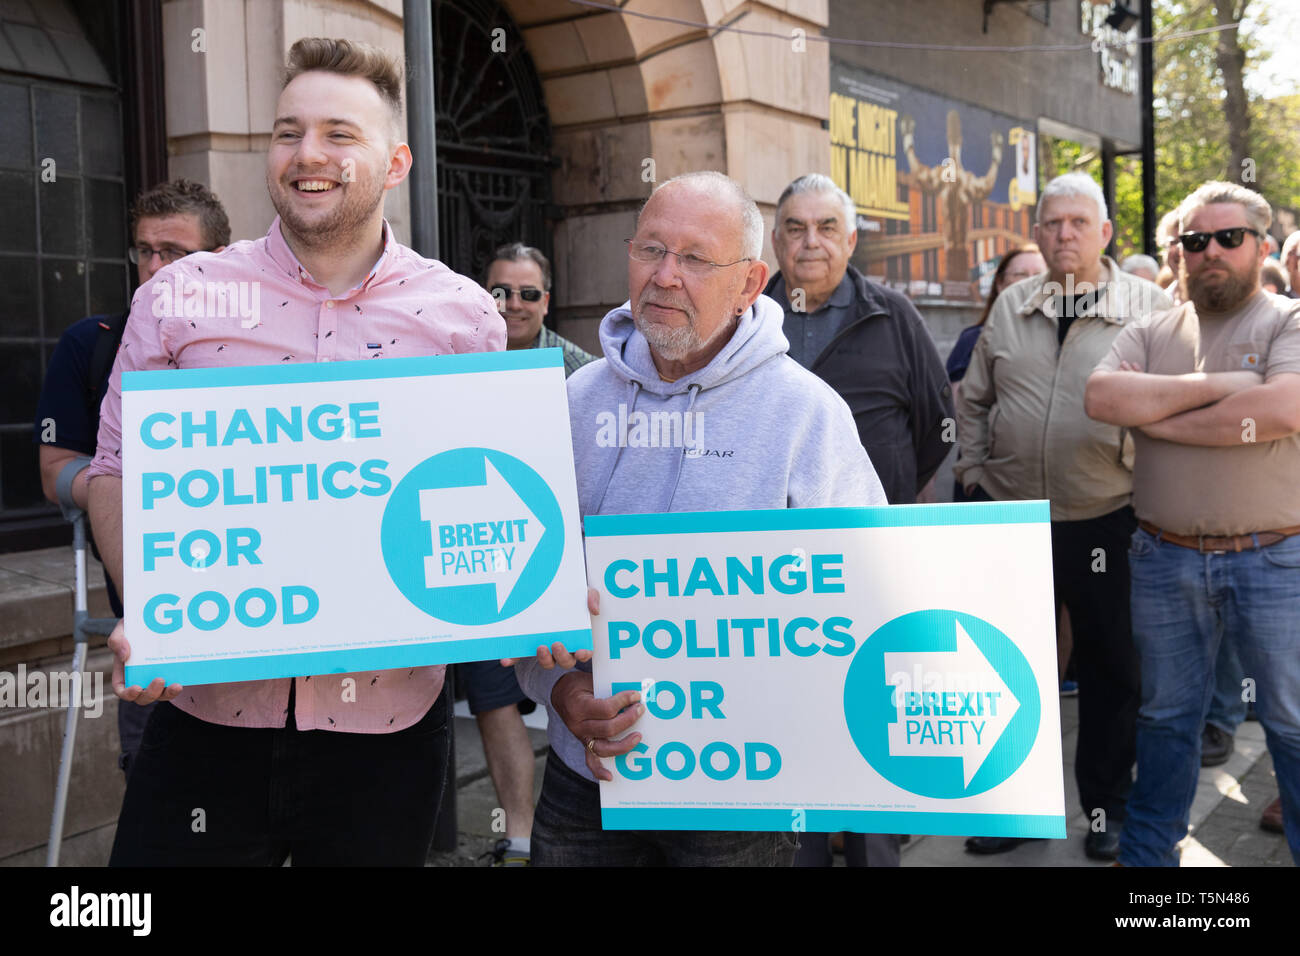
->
xmin=33 ymin=178 xmax=230 ymax=778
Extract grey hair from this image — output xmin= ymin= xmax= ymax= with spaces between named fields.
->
xmin=776 ymin=174 xmax=857 ymax=238
xmin=1282 ymin=230 xmax=1300 ymax=259
xmin=1178 ymin=181 xmax=1272 ymax=235
xmin=1037 ymin=172 xmax=1108 ymax=224
xmin=485 ymin=241 xmax=551 ymax=290
xmin=647 ymin=171 xmax=764 ymax=260
xmin=1120 ymin=254 xmax=1160 ymax=277
xmin=1156 ymin=207 xmax=1182 ymax=248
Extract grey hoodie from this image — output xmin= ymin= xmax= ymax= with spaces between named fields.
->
xmin=516 ymin=294 xmax=887 ymax=779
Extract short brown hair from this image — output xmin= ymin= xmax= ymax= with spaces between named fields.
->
xmin=486 ymin=242 xmax=552 ymax=291
xmin=283 ymin=37 xmax=404 ymax=141
xmin=130 ymin=179 xmax=230 ymax=249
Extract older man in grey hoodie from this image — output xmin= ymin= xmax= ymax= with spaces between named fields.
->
xmin=513 ymin=171 xmax=887 ymax=867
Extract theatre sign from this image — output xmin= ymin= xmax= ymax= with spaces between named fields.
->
xmin=1080 ymin=1 xmax=1139 ymax=96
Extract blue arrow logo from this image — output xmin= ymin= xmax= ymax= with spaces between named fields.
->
xmin=843 ymin=609 xmax=1041 ymax=799
xmin=380 ymin=448 xmax=564 ymax=625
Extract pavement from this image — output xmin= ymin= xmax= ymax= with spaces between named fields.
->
xmin=429 ymin=693 xmax=1291 ymax=867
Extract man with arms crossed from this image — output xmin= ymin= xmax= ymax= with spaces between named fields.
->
xmin=1086 ymin=181 xmax=1300 ymax=865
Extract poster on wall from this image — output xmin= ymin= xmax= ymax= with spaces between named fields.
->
xmin=830 ymin=64 xmax=1039 ymax=300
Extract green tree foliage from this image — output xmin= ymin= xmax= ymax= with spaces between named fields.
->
xmin=1153 ymin=1 xmax=1299 ymax=236
xmin=1042 ymin=1 xmax=1300 ymax=259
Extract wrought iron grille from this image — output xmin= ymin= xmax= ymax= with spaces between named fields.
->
xmin=433 ymin=0 xmax=554 ymax=285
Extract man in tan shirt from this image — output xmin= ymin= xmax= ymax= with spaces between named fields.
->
xmin=956 ymin=172 xmax=1171 ymax=860
xmin=1086 ymin=180 xmax=1300 ymax=866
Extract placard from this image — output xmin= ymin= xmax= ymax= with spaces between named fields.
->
xmin=587 ymin=503 xmax=1065 ymax=837
xmin=122 ymin=349 xmax=590 ymax=686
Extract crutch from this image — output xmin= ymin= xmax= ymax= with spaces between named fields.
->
xmin=46 ymin=457 xmax=120 ymax=867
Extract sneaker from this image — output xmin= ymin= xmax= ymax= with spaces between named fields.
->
xmin=482 ymin=838 xmax=531 ymax=867
xmin=1060 ymin=680 xmax=1078 ymax=697
xmin=1201 ymin=724 xmax=1234 ymax=767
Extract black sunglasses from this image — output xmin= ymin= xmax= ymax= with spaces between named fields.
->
xmin=1177 ymin=227 xmax=1262 ymax=253
xmin=490 ymin=284 xmax=544 ymax=302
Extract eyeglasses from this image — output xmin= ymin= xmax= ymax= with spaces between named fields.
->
xmin=1177 ymin=227 xmax=1262 ymax=253
xmin=128 ymin=245 xmax=204 ymax=265
xmin=625 ymin=239 xmax=752 ymax=275
xmin=489 ymin=285 xmax=545 ymax=302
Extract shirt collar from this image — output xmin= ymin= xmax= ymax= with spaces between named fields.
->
xmin=821 ymin=272 xmax=855 ymax=311
xmin=775 ymin=270 xmax=855 ymax=313
xmin=1018 ymin=256 xmax=1126 ymax=324
xmin=265 ymin=216 xmax=394 ymax=296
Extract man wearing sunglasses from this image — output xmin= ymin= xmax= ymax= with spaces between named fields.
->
xmin=466 ymin=242 xmax=595 ymax=865
xmin=1087 ymin=181 xmax=1300 ymax=866
xmin=33 ymin=179 xmax=230 ymax=780
xmin=485 ymin=242 xmax=594 ymax=374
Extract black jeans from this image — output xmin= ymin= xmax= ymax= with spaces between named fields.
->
xmin=532 ymin=750 xmax=798 ymax=867
xmin=1052 ymin=505 xmax=1139 ymax=824
xmin=108 ymin=690 xmax=450 ymax=866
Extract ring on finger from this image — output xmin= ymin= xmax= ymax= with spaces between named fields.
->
xmin=586 ymin=736 xmax=598 ymax=753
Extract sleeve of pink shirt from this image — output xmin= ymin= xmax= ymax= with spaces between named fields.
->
xmin=86 ymin=284 xmax=179 ymax=481
xmin=457 ymin=283 xmax=506 ymax=353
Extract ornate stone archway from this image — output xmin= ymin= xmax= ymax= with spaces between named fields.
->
xmin=498 ymin=0 xmax=831 ymax=349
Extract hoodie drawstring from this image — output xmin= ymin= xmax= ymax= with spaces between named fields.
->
xmin=661 ymin=383 xmax=701 ymax=511
xmin=591 ymin=379 xmax=641 ymax=516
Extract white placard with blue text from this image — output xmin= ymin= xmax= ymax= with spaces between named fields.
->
xmin=122 ymin=349 xmax=590 ymax=687
xmin=587 ymin=503 xmax=1065 ymax=838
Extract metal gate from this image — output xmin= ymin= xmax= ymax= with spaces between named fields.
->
xmin=433 ymin=0 xmax=554 ymax=285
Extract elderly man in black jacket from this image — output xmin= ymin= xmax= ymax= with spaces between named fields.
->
xmin=766 ymin=173 xmax=955 ymax=867
xmin=766 ymin=175 xmax=953 ymax=506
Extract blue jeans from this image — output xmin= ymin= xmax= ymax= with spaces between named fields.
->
xmin=1205 ymin=633 xmax=1248 ymax=734
xmin=1118 ymin=528 xmax=1300 ymax=866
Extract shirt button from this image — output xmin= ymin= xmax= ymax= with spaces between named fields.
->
xmin=326 ymin=300 xmax=335 ymax=309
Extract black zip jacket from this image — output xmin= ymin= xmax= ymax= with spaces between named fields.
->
xmin=765 ymin=265 xmax=954 ymax=504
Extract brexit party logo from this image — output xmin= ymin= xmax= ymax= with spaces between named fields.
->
xmin=380 ymin=447 xmax=564 ymax=625
xmin=843 ymin=609 xmax=1040 ymax=799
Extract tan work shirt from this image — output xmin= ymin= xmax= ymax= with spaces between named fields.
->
xmin=1097 ymin=290 xmax=1300 ymax=536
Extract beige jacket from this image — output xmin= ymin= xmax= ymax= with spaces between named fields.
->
xmin=953 ymin=257 xmax=1174 ymax=521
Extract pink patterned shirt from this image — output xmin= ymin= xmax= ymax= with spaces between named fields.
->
xmin=89 ymin=217 xmax=505 ymax=732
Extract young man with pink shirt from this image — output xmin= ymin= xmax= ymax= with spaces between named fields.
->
xmin=88 ymin=37 xmax=503 ymax=866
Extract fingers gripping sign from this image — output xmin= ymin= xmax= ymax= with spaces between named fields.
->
xmin=552 ymin=670 xmax=645 ymax=781
xmin=500 ymin=587 xmax=601 ymax=667
xmin=108 ymin=618 xmax=184 ymax=706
